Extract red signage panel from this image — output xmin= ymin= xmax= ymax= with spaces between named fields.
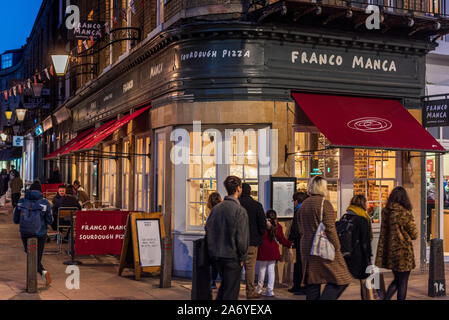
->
xmin=75 ymin=210 xmax=129 ymax=256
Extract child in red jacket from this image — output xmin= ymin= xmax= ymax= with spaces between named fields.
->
xmin=255 ymin=209 xmax=292 ymax=297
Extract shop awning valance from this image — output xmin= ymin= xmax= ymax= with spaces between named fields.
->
xmin=43 ymin=116 xmax=53 ymax=132
xmin=75 ymin=105 xmax=151 ymax=152
xmin=44 ymin=128 xmax=94 ymax=160
xmin=292 ymin=92 xmax=445 ymax=153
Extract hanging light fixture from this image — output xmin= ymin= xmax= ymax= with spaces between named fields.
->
xmin=4 ymin=106 xmax=12 ymax=122
xmin=51 ymin=54 xmax=70 ymax=76
xmin=16 ymin=103 xmax=27 ymax=122
xmin=0 ymin=133 xmax=7 ymax=142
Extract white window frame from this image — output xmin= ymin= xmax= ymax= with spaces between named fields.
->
xmin=134 ymin=133 xmax=151 ymax=212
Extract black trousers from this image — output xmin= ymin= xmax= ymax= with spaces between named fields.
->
xmin=12 ymin=193 xmax=21 ymax=208
xmin=306 ymin=283 xmax=349 ymax=300
xmin=292 ymin=243 xmax=303 ymax=290
xmin=21 ymin=236 xmax=46 ymax=275
xmin=212 ymin=258 xmax=242 ymax=300
xmin=211 ymin=264 xmax=219 ymax=283
xmin=385 ymin=271 xmax=411 ymax=300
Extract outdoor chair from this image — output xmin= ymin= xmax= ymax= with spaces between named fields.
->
xmin=48 ymin=207 xmax=79 ymax=255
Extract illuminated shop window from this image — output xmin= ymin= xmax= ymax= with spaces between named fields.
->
xmin=135 ymin=136 xmax=150 ymax=212
xmin=122 ymin=140 xmax=130 ymax=210
xmin=229 ymin=130 xmax=259 ymax=200
xmin=294 ymin=132 xmax=339 ymax=210
xmin=188 ymin=131 xmax=217 ymax=227
xmin=102 ymin=145 xmax=117 ymax=207
xmin=353 ymin=149 xmax=397 ymax=224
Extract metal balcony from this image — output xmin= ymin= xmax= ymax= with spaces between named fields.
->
xmin=248 ymin=0 xmax=449 ymax=40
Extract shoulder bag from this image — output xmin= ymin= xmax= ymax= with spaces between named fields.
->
xmin=310 ymin=197 xmax=335 ymax=261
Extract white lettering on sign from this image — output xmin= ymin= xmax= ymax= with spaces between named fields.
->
xmin=180 ymin=49 xmax=250 ymax=61
xmin=104 ymin=93 xmax=113 ymax=102
xmin=150 ymin=63 xmax=163 ymax=79
xmin=291 ymin=51 xmax=397 ymax=72
xmin=123 ymin=80 xmax=134 ymax=93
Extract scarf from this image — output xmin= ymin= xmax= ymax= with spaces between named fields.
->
xmin=347 ymin=205 xmax=373 ymax=240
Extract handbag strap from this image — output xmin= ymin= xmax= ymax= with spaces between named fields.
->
xmin=320 ymin=197 xmax=325 ymax=222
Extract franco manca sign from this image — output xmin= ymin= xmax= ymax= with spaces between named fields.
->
xmin=423 ymin=99 xmax=449 ymax=127
xmin=73 ymin=21 xmax=104 ymax=40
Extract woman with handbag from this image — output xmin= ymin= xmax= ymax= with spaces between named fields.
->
xmin=375 ymin=186 xmax=418 ymax=300
xmin=340 ymin=195 xmax=373 ymax=299
xmin=298 ymin=176 xmax=353 ymax=300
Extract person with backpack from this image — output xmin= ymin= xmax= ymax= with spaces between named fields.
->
xmin=13 ymin=180 xmax=53 ymax=287
xmin=255 ymin=209 xmax=292 ymax=297
xmin=375 ymin=186 xmax=418 ymax=300
xmin=337 ymin=195 xmax=373 ymax=299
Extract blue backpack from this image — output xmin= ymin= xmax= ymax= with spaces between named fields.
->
xmin=18 ymin=201 xmax=43 ymax=236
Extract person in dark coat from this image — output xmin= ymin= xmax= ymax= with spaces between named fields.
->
xmin=288 ymin=191 xmax=309 ymax=294
xmin=52 ymin=185 xmax=81 ymax=235
xmin=239 ymin=183 xmax=267 ymax=299
xmin=255 ymin=210 xmax=292 ymax=297
xmin=0 ymin=169 xmax=8 ymax=196
xmin=342 ymin=195 xmax=373 ymax=299
xmin=206 ymin=192 xmax=222 ymax=290
xmin=298 ymin=176 xmax=353 ymax=300
xmin=205 ymin=176 xmax=249 ymax=300
xmin=48 ymin=167 xmax=62 ymax=184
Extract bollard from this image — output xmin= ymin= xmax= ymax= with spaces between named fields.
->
xmin=160 ymin=237 xmax=173 ymax=288
xmin=191 ymin=238 xmax=211 ymax=300
xmin=428 ymin=238 xmax=446 ymax=297
xmin=26 ymin=237 xmax=38 ymax=293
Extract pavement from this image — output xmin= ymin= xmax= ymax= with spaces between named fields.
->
xmin=0 ymin=203 xmax=448 ymax=301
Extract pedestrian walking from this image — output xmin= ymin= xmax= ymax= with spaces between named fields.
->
xmin=298 ymin=176 xmax=352 ymax=300
xmin=0 ymin=169 xmax=9 ymax=206
xmin=288 ymin=191 xmax=309 ymax=295
xmin=239 ymin=183 xmax=267 ymax=299
xmin=10 ymin=170 xmax=23 ymax=208
xmin=205 ymin=176 xmax=249 ymax=300
xmin=340 ymin=195 xmax=373 ymax=299
xmin=206 ymin=191 xmax=222 ymax=290
xmin=375 ymin=186 xmax=418 ymax=300
xmin=255 ymin=209 xmax=292 ymax=297
xmin=13 ymin=180 xmax=52 ymax=287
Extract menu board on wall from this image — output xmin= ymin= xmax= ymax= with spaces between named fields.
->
xmin=270 ymin=177 xmax=297 ymax=219
xmin=136 ymin=219 xmax=162 ymax=267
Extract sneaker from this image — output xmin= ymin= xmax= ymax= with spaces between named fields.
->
xmin=264 ymin=290 xmax=274 ymax=297
xmin=42 ymin=270 xmax=51 ymax=287
xmin=255 ymin=286 xmax=263 ymax=295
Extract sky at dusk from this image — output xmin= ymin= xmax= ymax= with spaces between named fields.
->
xmin=0 ymin=1 xmax=43 ymax=54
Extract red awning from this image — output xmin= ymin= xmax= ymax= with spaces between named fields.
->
xmin=44 ymin=128 xmax=94 ymax=160
xmin=292 ymin=93 xmax=445 ymax=153
xmin=59 ymin=119 xmax=117 ymax=156
xmin=78 ymin=105 xmax=151 ymax=152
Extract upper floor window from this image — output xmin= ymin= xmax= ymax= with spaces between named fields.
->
xmin=1 ymin=54 xmax=13 ymax=69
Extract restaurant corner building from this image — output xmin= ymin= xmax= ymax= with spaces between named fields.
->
xmin=44 ymin=1 xmax=449 ymax=279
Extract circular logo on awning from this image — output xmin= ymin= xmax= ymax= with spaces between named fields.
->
xmin=347 ymin=117 xmax=392 ymax=133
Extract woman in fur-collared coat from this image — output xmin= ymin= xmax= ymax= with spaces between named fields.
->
xmin=375 ymin=186 xmax=418 ymax=300
xmin=298 ymin=176 xmax=353 ymax=300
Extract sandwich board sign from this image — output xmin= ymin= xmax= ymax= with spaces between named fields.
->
xmin=118 ymin=212 xmax=165 ymax=280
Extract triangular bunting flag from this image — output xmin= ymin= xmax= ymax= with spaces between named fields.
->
xmin=50 ymin=65 xmax=54 ymax=76
xmin=44 ymin=68 xmax=50 ymax=80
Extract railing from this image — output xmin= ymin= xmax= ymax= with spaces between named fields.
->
xmin=255 ymin=0 xmax=449 ymax=17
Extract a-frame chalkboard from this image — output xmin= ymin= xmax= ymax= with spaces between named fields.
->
xmin=118 ymin=212 xmax=165 ymax=280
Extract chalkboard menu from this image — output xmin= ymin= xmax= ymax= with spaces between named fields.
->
xmin=423 ymin=99 xmax=449 ymax=127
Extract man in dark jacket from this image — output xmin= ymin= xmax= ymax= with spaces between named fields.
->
xmin=239 ymin=183 xmax=266 ymax=299
xmin=205 ymin=176 xmax=249 ymax=300
xmin=52 ymin=185 xmax=81 ymax=233
xmin=288 ymin=191 xmax=308 ymax=295
xmin=13 ymin=181 xmax=53 ymax=287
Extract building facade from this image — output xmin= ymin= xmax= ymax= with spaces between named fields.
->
xmin=13 ymin=0 xmax=449 ymax=280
